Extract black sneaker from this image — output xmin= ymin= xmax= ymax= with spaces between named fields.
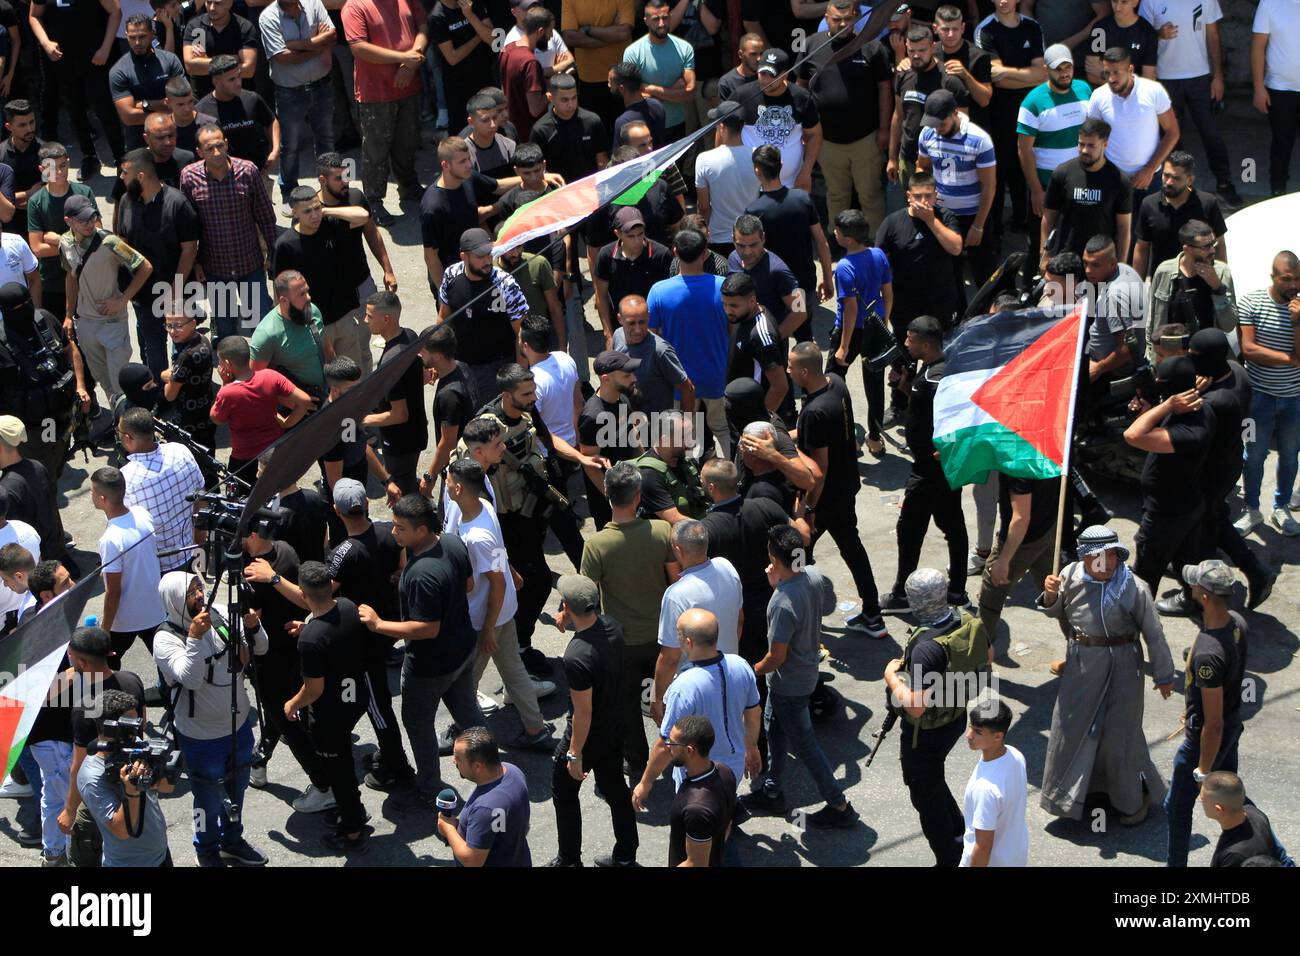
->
xmin=1246 ymin=568 xmax=1276 ymax=610
xmin=508 ymin=727 xmax=556 ymax=752
xmin=593 ymin=853 xmax=640 ymax=867
xmin=322 ymin=825 xmax=373 ymax=853
xmin=948 ymin=591 xmax=971 ymax=609
xmin=520 ymin=646 xmax=551 ymax=680
xmin=17 ymin=827 xmax=42 ymax=848
xmin=845 ymin=613 xmax=889 ymax=639
xmin=79 ymin=157 xmax=101 ymax=182
xmin=806 ymin=802 xmax=860 ymax=829
xmin=325 ymin=806 xmax=373 ymax=828
xmin=1155 ymin=594 xmax=1197 ymax=617
xmin=542 ymin=855 xmax=583 ymax=867
xmin=218 ymin=839 xmax=269 ymax=866
xmin=364 ymin=763 xmax=416 ymax=792
xmin=438 ymin=724 xmax=460 ymax=757
xmin=371 ymin=205 xmax=397 ymax=227
xmin=879 ymin=592 xmax=911 ymax=616
xmin=196 ymin=850 xmax=225 ymax=867
xmin=740 ymin=787 xmax=788 ymax=816
xmin=1216 ymin=182 xmax=1244 ymax=209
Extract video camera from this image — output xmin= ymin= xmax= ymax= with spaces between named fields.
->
xmin=87 ymin=717 xmax=182 ymax=789
xmin=189 ymin=492 xmax=286 ymax=540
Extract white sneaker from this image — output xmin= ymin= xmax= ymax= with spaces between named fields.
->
xmin=1271 ymin=507 xmax=1300 ymax=536
xmin=477 ymin=692 xmax=502 ymax=714
xmin=967 ymin=550 xmax=989 ymax=576
xmin=291 ymin=785 xmax=336 ymax=813
xmin=529 ymin=677 xmax=558 ymax=698
xmin=0 ymin=775 xmax=32 ymax=799
xmin=248 ymin=764 xmax=268 ymax=789
xmin=1234 ymin=508 xmax=1264 ymax=535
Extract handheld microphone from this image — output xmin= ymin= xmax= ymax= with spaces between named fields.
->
xmin=435 ymin=788 xmax=459 ymax=816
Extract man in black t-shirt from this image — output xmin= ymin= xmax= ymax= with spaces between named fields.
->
xmin=933 ymin=5 xmax=995 ymax=130
xmin=1204 ymin=771 xmax=1282 ymax=868
xmin=418 ymin=324 xmax=478 ymax=483
xmin=359 ymin=494 xmax=482 ymax=807
xmin=578 ymin=350 xmax=642 ymax=529
xmin=548 ymin=573 xmax=638 ymax=868
xmin=528 ymin=73 xmax=607 ymax=185
xmin=288 ymin=564 xmax=372 ymax=850
xmin=181 ymin=0 xmax=259 ymax=99
xmin=1166 ymin=560 xmax=1249 ymax=867
xmin=881 ymin=317 xmax=969 ymax=614
xmin=974 ymin=0 xmax=1045 ymax=229
xmin=1132 ymin=152 xmax=1227 ymax=280
xmin=976 ymin=473 xmax=1061 ymax=639
xmin=419 ymin=137 xmax=505 ymax=297
xmin=889 ymin=26 xmax=945 ymax=189
xmin=876 ymin=171 xmax=963 ymax=333
xmin=593 ymin=208 xmax=674 ymax=346
xmin=427 ymin=0 xmax=496 ymax=134
xmin=720 ymin=271 xmax=788 ymax=418
xmin=160 ymin=314 xmax=215 ymax=474
xmin=361 ymin=291 xmax=428 ymax=497
xmin=805 ymin=5 xmax=893 ymax=232
xmin=1125 ymin=356 xmax=1214 ymax=614
xmin=789 ymin=342 xmax=887 ymax=638
xmin=666 ymin=715 xmax=736 ymax=867
xmin=197 ymin=55 xmax=277 ymax=171
xmin=1084 ymin=0 xmax=1158 ymax=85
xmin=1041 ymin=118 xmax=1132 ymax=263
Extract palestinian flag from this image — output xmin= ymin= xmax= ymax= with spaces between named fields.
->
xmin=933 ymin=303 xmax=1087 ymax=488
xmin=0 ymin=570 xmax=102 ymax=777
xmin=493 ymin=127 xmax=715 ymax=256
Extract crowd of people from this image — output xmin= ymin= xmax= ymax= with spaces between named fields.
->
xmin=0 ymin=0 xmax=1297 ymax=869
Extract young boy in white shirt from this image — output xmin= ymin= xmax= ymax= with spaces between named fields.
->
xmin=960 ymin=696 xmax=1029 ymax=867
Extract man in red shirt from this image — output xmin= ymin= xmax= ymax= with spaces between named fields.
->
xmin=499 ymin=3 xmax=551 ymax=142
xmin=210 ymin=335 xmax=317 ymax=481
xmin=341 ymin=0 xmax=429 ymax=225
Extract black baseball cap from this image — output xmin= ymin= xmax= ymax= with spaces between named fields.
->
xmin=922 ymin=89 xmax=958 ymax=127
xmin=459 ymin=227 xmax=494 ymax=255
xmin=757 ymin=49 xmax=790 ymax=76
xmin=708 ymin=100 xmax=745 ymax=128
xmin=593 ymin=350 xmax=641 ymax=374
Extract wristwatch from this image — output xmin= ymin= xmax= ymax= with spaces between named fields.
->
xmin=269 ymin=573 xmax=281 ymax=587
xmin=565 ymin=751 xmax=580 ymax=763
xmin=139 ymin=99 xmax=151 ymax=112
xmin=1192 ymin=768 xmax=1206 ymax=784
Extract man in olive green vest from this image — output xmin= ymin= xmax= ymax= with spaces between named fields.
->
xmin=631 ymin=408 xmax=708 ymax=523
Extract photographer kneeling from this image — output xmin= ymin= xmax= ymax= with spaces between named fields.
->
xmin=78 ymin=690 xmax=175 ymax=867
xmin=154 ymin=571 xmax=270 ymax=867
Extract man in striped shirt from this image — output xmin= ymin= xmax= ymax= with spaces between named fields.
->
xmin=1016 ymin=44 xmax=1091 ymax=221
xmin=1236 ymin=251 xmax=1300 ymax=537
xmin=915 ymin=88 xmax=998 ymax=293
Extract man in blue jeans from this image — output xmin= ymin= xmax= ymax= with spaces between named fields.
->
xmin=259 ymin=0 xmax=337 ymax=206
xmin=1235 ymin=253 xmax=1300 ymax=537
xmin=153 ymin=570 xmax=269 ymax=867
xmin=744 ymin=524 xmax=859 ymax=829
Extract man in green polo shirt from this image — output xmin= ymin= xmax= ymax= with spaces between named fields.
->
xmin=27 ymin=143 xmax=96 ymax=321
xmin=249 ymin=269 xmax=332 ymax=398
xmin=1016 ymin=44 xmax=1092 ymax=215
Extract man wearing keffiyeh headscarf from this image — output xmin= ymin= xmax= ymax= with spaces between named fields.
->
xmin=1036 ymin=525 xmax=1175 ymax=825
xmin=152 ymin=570 xmax=270 ymax=867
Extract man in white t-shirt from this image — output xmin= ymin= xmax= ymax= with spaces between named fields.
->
xmin=1087 ymin=45 xmax=1179 ymax=194
xmin=1137 ymin=0 xmax=1238 ymax=207
xmin=518 ymin=315 xmax=581 ymax=449
xmin=446 ymin=458 xmax=554 ymax=751
xmin=92 ymin=466 xmax=166 ymax=669
xmin=960 ymin=697 xmax=1029 ymax=867
xmin=694 ymin=101 xmax=761 ymax=256
xmin=0 ymin=506 xmax=40 ymax=634
xmin=1251 ymin=0 xmax=1300 ymax=197
xmin=504 ymin=0 xmax=574 ymax=76
xmin=0 ymin=232 xmax=40 ymax=292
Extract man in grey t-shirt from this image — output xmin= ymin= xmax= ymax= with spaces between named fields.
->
xmin=76 ymin=690 xmax=173 ymax=867
xmin=744 ymin=525 xmax=858 ymax=828
xmin=611 ymin=293 xmax=695 ymax=415
xmin=1083 ymin=235 xmax=1145 ymax=389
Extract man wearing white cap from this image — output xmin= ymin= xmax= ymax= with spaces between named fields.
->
xmin=1017 ymin=43 xmax=1092 ymax=222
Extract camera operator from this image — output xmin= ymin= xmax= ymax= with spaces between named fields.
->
xmin=0 ymin=283 xmax=88 ymax=481
xmin=154 ymin=571 xmax=269 ymax=866
xmin=62 ymin=626 xmax=148 ymax=869
xmin=285 ymin=562 xmax=372 ymax=853
xmin=77 ymin=689 xmax=175 ymax=867
xmin=477 ymin=363 xmax=575 ymax=680
xmin=118 ymin=407 xmax=204 ymax=574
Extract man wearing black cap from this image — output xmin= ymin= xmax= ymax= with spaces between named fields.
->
xmin=592 ymin=207 xmax=673 ymax=349
xmin=1123 ymin=355 xmax=1216 ymax=612
xmin=888 ymin=24 xmax=945 ymax=191
xmin=881 ymin=316 xmax=971 ymax=613
xmin=578 ymin=349 xmax=643 ymax=529
xmin=436 ymin=227 xmax=531 ymax=404
xmin=1187 ymin=329 xmax=1275 ymax=610
xmin=915 ymin=85 xmax=999 ymax=292
xmin=694 ymin=101 xmax=760 ymax=259
xmin=734 ymin=48 xmax=822 ymax=194
xmin=547 ymin=573 xmax=638 ymax=867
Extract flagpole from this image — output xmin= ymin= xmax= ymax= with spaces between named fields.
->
xmin=1050 ymin=300 xmax=1090 ymax=577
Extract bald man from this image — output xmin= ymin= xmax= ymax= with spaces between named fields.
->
xmin=611 ymin=294 xmax=695 ymax=416
xmin=633 ymin=607 xmax=760 ymax=811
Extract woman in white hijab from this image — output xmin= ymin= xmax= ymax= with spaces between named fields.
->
xmin=153 ymin=570 xmax=269 ymax=867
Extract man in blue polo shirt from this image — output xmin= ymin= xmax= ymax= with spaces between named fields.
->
xmin=647 ymin=228 xmax=731 ymax=456
xmin=916 ymin=88 xmax=998 ymax=292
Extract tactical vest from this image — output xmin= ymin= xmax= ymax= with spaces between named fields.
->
xmin=632 ymin=451 xmax=707 ymax=519
xmin=474 ymin=402 xmax=548 ymax=514
xmin=900 ymin=611 xmax=991 ymax=743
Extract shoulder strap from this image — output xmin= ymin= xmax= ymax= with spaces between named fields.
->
xmin=73 ymin=230 xmax=106 ymax=285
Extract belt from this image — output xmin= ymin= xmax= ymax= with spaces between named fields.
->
xmin=1070 ymin=630 xmax=1137 ymax=647
xmin=279 ymin=77 xmax=329 ymax=93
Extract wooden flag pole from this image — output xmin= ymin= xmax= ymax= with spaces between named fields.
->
xmin=1050 ymin=301 xmax=1090 ymax=578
